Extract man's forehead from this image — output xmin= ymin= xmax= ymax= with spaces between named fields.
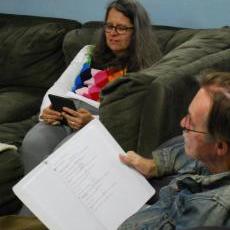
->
xmin=189 ymin=88 xmax=212 ymax=121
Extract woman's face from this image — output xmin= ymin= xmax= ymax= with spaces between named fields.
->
xmin=105 ymin=8 xmax=134 ymax=55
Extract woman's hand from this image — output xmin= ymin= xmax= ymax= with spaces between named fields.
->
xmin=119 ymin=151 xmax=157 ymax=178
xmin=62 ymin=107 xmax=94 ymax=130
xmin=40 ymin=105 xmax=63 ymax=124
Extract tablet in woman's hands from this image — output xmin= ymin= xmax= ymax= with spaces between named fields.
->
xmin=48 ymin=94 xmax=76 ymax=112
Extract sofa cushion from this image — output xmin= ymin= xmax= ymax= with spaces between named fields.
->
xmin=0 ymin=115 xmax=38 ymax=148
xmin=153 ymin=25 xmax=182 ymax=54
xmin=0 ymin=87 xmax=44 ymax=124
xmin=0 ymin=22 xmax=68 ymax=88
xmin=0 ymin=149 xmax=24 ymax=215
xmin=63 ymin=21 xmax=103 ymax=65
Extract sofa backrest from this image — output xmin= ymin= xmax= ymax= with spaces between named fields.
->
xmin=0 ymin=13 xmax=81 ymax=89
xmin=0 ymin=14 xmax=81 ymax=124
xmin=100 ymin=27 xmax=230 ymax=156
xmin=63 ymin=21 xmax=103 ymax=65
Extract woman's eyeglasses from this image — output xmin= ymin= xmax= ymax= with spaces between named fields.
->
xmin=182 ymin=114 xmax=208 ymax=135
xmin=104 ymin=23 xmax=134 ymax=34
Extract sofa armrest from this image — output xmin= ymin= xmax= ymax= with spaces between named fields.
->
xmin=100 ymin=28 xmax=230 ymax=157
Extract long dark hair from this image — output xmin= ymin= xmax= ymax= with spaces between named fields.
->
xmin=92 ymin=0 xmax=162 ymax=72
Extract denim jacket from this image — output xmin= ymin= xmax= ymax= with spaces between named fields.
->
xmin=119 ymin=140 xmax=230 ymax=230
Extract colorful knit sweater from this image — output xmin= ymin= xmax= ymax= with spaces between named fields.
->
xmin=71 ymin=47 xmax=126 ymax=101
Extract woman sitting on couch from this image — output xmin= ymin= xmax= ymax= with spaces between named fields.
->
xmin=20 ymin=0 xmax=161 ymax=176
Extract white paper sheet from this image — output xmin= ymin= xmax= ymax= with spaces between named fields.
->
xmin=13 ymin=119 xmax=155 ymax=230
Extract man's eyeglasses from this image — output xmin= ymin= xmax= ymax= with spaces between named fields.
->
xmin=104 ymin=23 xmax=134 ymax=34
xmin=182 ymin=114 xmax=209 ymax=135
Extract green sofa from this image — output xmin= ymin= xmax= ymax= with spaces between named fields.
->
xmin=0 ymin=13 xmax=229 ymax=218
xmin=0 ymin=13 xmax=81 ymax=215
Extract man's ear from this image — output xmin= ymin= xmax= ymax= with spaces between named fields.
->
xmin=216 ymin=141 xmax=229 ymax=156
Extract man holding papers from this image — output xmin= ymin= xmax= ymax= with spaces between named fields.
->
xmin=6 ymin=75 xmax=230 ymax=229
xmin=13 ymin=119 xmax=155 ymax=230
xmin=118 ymin=71 xmax=230 ymax=229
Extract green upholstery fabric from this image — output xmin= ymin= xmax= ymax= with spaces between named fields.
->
xmin=0 ymin=22 xmax=69 ymax=88
xmin=99 ymin=28 xmax=230 ymax=157
xmin=0 ymin=116 xmax=38 ymax=147
xmin=63 ymin=21 xmax=103 ymax=65
xmin=0 ymin=87 xmax=43 ymax=124
xmin=0 ymin=150 xmax=23 ymax=215
xmin=0 ymin=13 xmax=81 ymax=28
xmin=0 ymin=14 xmax=80 ymax=217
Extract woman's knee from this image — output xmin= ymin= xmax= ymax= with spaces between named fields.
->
xmin=21 ymin=122 xmax=68 ymax=153
xmin=20 ymin=122 xmax=72 ymax=173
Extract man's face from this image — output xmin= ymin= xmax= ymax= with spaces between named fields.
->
xmin=180 ymin=88 xmax=217 ymax=162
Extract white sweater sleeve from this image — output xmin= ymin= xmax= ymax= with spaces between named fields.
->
xmin=39 ymin=45 xmax=93 ymax=117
